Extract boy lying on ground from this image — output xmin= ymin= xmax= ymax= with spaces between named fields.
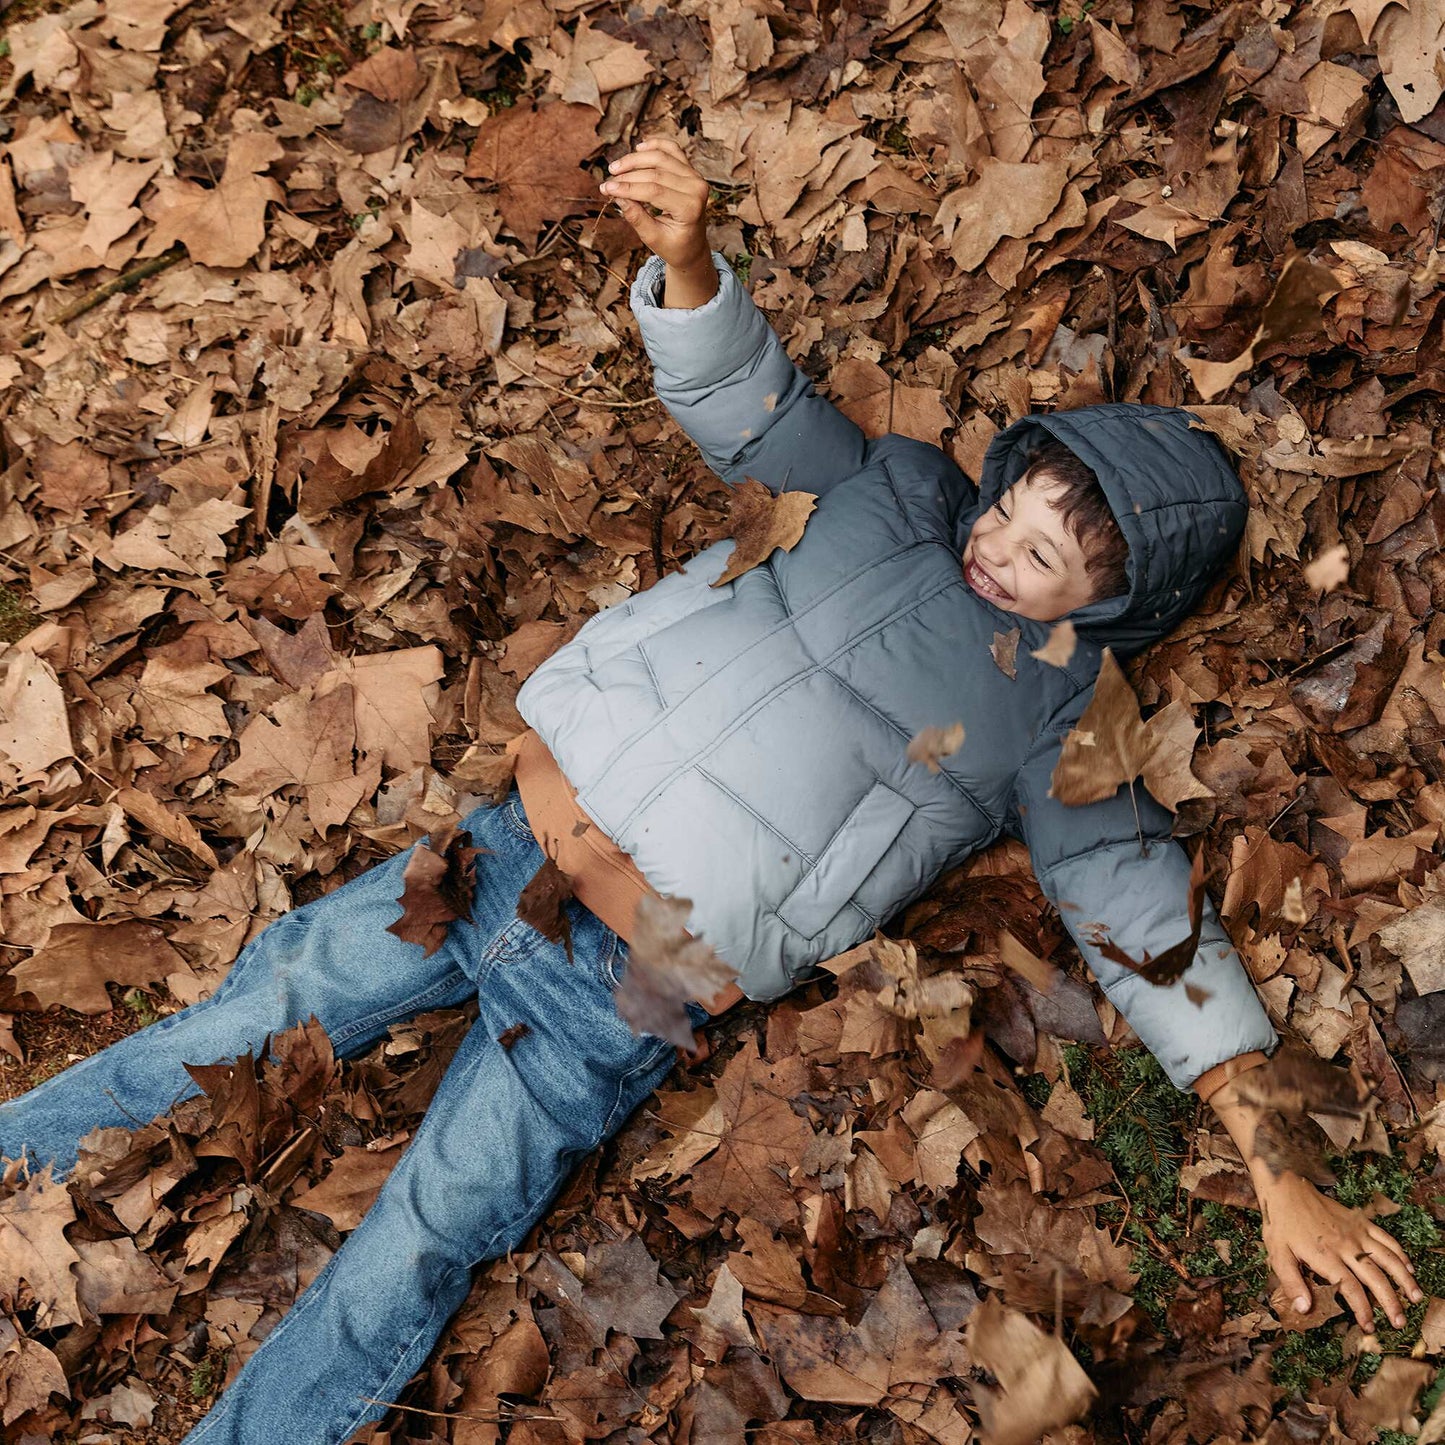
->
xmin=0 ymin=137 xmax=1420 ymax=1445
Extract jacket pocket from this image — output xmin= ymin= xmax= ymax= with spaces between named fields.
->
xmin=776 ymin=780 xmax=915 ymax=940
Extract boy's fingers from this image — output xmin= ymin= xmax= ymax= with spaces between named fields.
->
xmin=1366 ymin=1224 xmax=1416 ymax=1274
xmin=1275 ymin=1256 xmax=1311 ymax=1314
xmin=1347 ymin=1253 xmax=1406 ymax=1327
xmin=1331 ymin=1265 xmax=1374 ymax=1329
xmin=609 ymin=148 xmax=699 ymax=180
xmin=603 ymin=164 xmax=702 ymax=194
xmin=1366 ymin=1233 xmax=1424 ymax=1301
xmin=636 ymin=135 xmax=690 ymax=161
xmin=600 ymin=177 xmax=704 ymax=216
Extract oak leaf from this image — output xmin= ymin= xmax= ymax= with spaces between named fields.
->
xmin=711 ymin=479 xmax=817 ymax=588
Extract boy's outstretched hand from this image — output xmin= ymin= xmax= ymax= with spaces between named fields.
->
xmin=1258 ymin=1172 xmax=1423 ymax=1329
xmin=1205 ymin=1065 xmax=1425 ymax=1329
xmin=600 ymin=137 xmax=718 ymax=309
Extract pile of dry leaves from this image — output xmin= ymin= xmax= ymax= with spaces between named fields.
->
xmin=1 ymin=0 xmax=1444 ymax=1439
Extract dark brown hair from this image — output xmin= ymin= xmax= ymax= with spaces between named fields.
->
xmin=1020 ymin=437 xmax=1130 ymax=603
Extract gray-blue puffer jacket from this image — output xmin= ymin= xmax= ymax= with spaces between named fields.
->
xmin=516 ymin=253 xmax=1279 ymax=1089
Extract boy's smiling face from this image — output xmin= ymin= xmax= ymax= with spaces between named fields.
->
xmin=961 ymin=468 xmax=1111 ymax=622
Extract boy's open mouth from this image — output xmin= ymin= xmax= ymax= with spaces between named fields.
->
xmin=964 ymin=557 xmax=1013 ymax=604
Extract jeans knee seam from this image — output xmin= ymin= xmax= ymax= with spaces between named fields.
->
xmin=598 ymin=1040 xmax=673 ymax=1138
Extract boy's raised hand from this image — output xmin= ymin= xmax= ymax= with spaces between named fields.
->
xmin=600 ymin=137 xmax=717 ymax=307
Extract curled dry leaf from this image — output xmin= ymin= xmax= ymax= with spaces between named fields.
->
xmin=963 ymin=1293 xmax=1098 ymax=1445
xmin=1082 ymin=844 xmax=1207 ymax=987
xmin=385 ymin=825 xmax=487 ymax=958
xmin=906 ymin=721 xmax=965 ymax=773
xmin=712 ymin=479 xmax=818 ymax=588
xmin=1029 ymin=619 xmax=1077 ymax=668
xmin=447 ymin=743 xmax=518 ymax=805
xmin=996 ymin=929 xmax=1061 ymax=993
xmin=1231 ymin=1044 xmax=1374 ymax=1119
xmin=614 ymin=893 xmax=739 ymax=1049
xmin=991 ymin=627 xmax=1020 ymax=678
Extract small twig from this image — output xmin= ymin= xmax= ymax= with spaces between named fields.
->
xmin=506 ymin=361 xmax=658 ymax=410
xmin=19 ymin=245 xmax=187 ymax=348
xmin=356 ymin=1395 xmax=561 ymax=1424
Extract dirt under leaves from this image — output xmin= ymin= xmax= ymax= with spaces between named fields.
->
xmin=1 ymin=0 xmax=1445 ymax=1441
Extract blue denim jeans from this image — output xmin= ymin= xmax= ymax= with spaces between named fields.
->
xmin=0 ymin=788 xmax=700 ymax=1444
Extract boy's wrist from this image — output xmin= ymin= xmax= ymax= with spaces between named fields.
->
xmin=661 ymin=249 xmax=719 ymax=309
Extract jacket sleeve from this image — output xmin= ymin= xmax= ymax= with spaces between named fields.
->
xmin=1007 ymin=698 xmax=1279 ymax=1092
xmin=629 ymin=251 xmax=868 ymax=496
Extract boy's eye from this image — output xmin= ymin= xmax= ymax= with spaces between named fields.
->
xmin=1030 ymin=548 xmax=1049 ymax=569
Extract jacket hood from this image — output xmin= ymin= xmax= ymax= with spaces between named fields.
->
xmin=956 ymin=402 xmax=1248 ymax=656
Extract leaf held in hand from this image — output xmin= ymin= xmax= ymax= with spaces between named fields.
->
xmin=385 ymin=826 xmax=486 ymax=958
xmin=711 ymin=479 xmax=817 ymax=588
xmin=614 ymin=894 xmax=738 ymax=1049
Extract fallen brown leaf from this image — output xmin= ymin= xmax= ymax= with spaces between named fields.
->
xmin=711 ymin=479 xmax=817 ymax=588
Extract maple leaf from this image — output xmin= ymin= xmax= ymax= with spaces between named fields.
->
xmin=1050 ymin=648 xmax=1212 ymax=811
xmin=385 ymin=825 xmax=487 ymax=958
xmin=9 ymin=920 xmax=187 ymax=1014
xmin=711 ymin=479 xmax=817 ymax=588
xmin=141 ymin=130 xmax=284 ymax=267
xmin=906 ymin=721 xmax=964 ymax=773
xmin=516 ymin=854 xmax=575 ymax=964
xmin=685 ymin=1039 xmax=812 ymax=1230
xmin=219 ymin=684 xmax=376 ymax=835
xmin=464 ymin=100 xmax=602 ymax=249
xmin=614 ymin=893 xmax=738 ymax=1049
xmin=131 ymin=647 xmax=231 ymax=740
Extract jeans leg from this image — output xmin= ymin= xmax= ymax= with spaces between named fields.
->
xmin=0 ymin=792 xmax=543 ymax=1180
xmin=181 ymin=892 xmax=682 ymax=1445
